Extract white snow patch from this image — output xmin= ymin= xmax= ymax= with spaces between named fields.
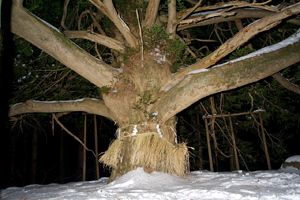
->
xmin=150 ymin=48 xmax=167 ymax=64
xmin=156 ymin=125 xmax=163 ymax=138
xmin=170 ymin=126 xmax=178 ymax=143
xmin=164 ymin=78 xmax=184 ymax=92
xmin=191 ymin=8 xmax=224 ymax=17
xmin=2 ymin=168 xmax=300 ymax=200
xmin=187 ymin=68 xmax=210 ymax=75
xmin=11 ymin=98 xmax=100 ymax=107
xmin=132 ymin=125 xmax=138 ymax=136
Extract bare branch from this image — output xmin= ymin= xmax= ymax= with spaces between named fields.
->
xmin=9 ymin=98 xmax=114 ymax=120
xmin=11 ymin=1 xmax=119 ymax=88
xmin=166 ymin=0 xmax=177 ymax=39
xmin=158 ymin=39 xmax=300 ymax=122
xmin=89 ymin=9 xmax=106 ymax=35
xmin=61 ymin=0 xmax=70 ymax=31
xmin=176 ymin=0 xmax=204 ymax=25
xmin=192 ymin=0 xmax=278 ymax=13
xmin=53 ymin=114 xmax=97 ymax=158
xmin=64 ymin=31 xmax=125 ymax=52
xmin=90 ymin=0 xmax=138 ymax=47
xmin=272 ymin=73 xmax=300 ymax=95
xmin=179 ymin=11 xmax=236 ymax=25
xmin=172 ymin=9 xmax=300 ymax=31
xmin=160 ymin=0 xmax=279 ymax=24
xmin=143 ymin=0 xmax=161 ymax=29
xmin=184 ymin=0 xmax=197 ymax=5
xmin=161 ymin=3 xmax=300 ymax=90
xmin=89 ymin=0 xmax=112 ymax=20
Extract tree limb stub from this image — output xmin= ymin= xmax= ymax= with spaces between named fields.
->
xmin=161 ymin=3 xmax=300 ymax=91
xmin=64 ymin=31 xmax=125 ymax=52
xmin=8 ymin=98 xmax=114 ymax=120
xmin=158 ymin=40 xmax=300 ymax=122
xmin=11 ymin=1 xmax=118 ymax=88
xmin=272 ymin=73 xmax=300 ymax=95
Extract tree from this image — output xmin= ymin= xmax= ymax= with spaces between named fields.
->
xmin=8 ymin=0 xmax=300 ymax=182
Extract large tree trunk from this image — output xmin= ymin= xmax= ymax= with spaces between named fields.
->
xmin=101 ymin=118 xmax=189 ymax=183
xmin=8 ymin=0 xmax=300 ymax=183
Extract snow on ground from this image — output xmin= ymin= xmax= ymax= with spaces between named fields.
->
xmin=2 ymin=167 xmax=300 ymax=200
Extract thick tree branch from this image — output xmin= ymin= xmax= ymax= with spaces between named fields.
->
xmin=272 ymin=73 xmax=300 ymax=95
xmin=161 ymin=3 xmax=300 ymax=91
xmin=11 ymin=1 xmax=119 ymax=88
xmin=9 ymin=98 xmax=114 ymax=120
xmin=143 ymin=0 xmax=161 ymax=29
xmin=166 ymin=0 xmax=177 ymax=39
xmin=176 ymin=0 xmax=203 ymax=25
xmin=90 ymin=0 xmax=138 ymax=47
xmin=176 ymin=9 xmax=300 ymax=31
xmin=158 ymin=39 xmax=300 ymax=122
xmin=64 ymin=31 xmax=125 ymax=52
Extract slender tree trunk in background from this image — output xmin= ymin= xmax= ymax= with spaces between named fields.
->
xmin=94 ymin=115 xmax=100 ymax=180
xmin=210 ymin=97 xmax=218 ymax=171
xmin=229 ymin=147 xmax=235 ymax=171
xmin=229 ymin=114 xmax=240 ymax=170
xmin=83 ymin=114 xmax=87 ymax=181
xmin=259 ymin=113 xmax=271 ymax=170
xmin=196 ymin=114 xmax=203 ymax=170
xmin=205 ymin=118 xmax=214 ymax=172
xmin=77 ymin=119 xmax=84 ymax=181
xmin=10 ymin=137 xmax=16 ymax=186
xmin=59 ymin=128 xmax=65 ymax=183
xmin=30 ymin=127 xmax=38 ymax=184
xmin=22 ymin=133 xmax=28 ymax=186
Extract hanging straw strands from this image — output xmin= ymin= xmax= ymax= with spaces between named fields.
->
xmin=100 ymin=124 xmax=189 ymax=177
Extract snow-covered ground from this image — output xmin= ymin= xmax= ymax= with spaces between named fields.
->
xmin=1 ymin=164 xmax=300 ymax=200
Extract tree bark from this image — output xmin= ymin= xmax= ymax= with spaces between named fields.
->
xmin=166 ymin=0 xmax=176 ymax=38
xmin=196 ymin=114 xmax=203 ymax=170
xmin=11 ymin=1 xmax=118 ymax=88
xmin=143 ymin=0 xmax=161 ymax=29
xmin=102 ymin=0 xmax=138 ymax=47
xmin=94 ymin=115 xmax=100 ymax=180
xmin=8 ymin=98 xmax=114 ymax=120
xmin=165 ymin=3 xmax=300 ymax=87
xmin=158 ymin=39 xmax=300 ymax=122
xmin=272 ymin=73 xmax=300 ymax=95
xmin=64 ymin=31 xmax=125 ymax=52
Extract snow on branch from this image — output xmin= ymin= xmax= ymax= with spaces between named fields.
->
xmin=161 ymin=3 xmax=300 ymax=91
xmin=9 ymin=98 xmax=114 ymax=120
xmin=213 ymin=28 xmax=300 ymax=68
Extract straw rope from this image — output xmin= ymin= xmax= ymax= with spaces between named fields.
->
xmin=100 ymin=124 xmax=189 ymax=177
